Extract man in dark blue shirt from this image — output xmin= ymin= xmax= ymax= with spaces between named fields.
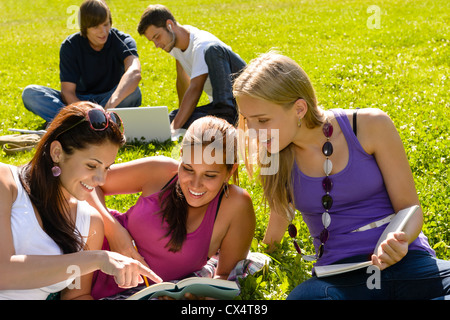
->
xmin=22 ymin=0 xmax=142 ymax=123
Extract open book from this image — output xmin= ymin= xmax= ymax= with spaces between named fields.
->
xmin=314 ymin=205 xmax=419 ymax=278
xmin=126 ymin=277 xmax=240 ymax=300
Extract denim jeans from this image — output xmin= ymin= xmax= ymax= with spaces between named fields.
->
xmin=169 ymin=43 xmax=246 ymax=129
xmin=287 ymin=250 xmax=450 ymax=300
xmin=22 ymin=84 xmax=142 ymax=122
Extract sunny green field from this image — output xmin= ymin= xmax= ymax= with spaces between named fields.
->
xmin=0 ymin=0 xmax=449 ymax=299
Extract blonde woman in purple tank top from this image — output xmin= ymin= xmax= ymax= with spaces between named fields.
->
xmin=88 ymin=116 xmax=256 ymax=299
xmin=232 ymin=51 xmax=450 ymax=300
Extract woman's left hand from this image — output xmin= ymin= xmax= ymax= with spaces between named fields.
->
xmin=107 ymin=223 xmax=149 ymax=268
xmin=371 ymin=231 xmax=409 ymax=270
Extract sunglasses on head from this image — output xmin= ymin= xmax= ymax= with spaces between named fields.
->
xmin=57 ymin=108 xmax=124 ymax=137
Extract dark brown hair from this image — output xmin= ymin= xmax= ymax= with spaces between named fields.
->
xmin=137 ymin=4 xmax=176 ymax=35
xmin=19 ymin=102 xmax=125 ymax=254
xmin=159 ymin=116 xmax=238 ymax=252
xmin=79 ymin=0 xmax=112 ymax=37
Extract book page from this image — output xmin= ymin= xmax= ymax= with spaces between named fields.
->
xmin=373 ymin=205 xmax=419 ymax=253
xmin=314 ymin=205 xmax=419 ymax=278
xmin=126 ymin=277 xmax=239 ymax=300
xmin=177 ymin=277 xmax=238 ymax=289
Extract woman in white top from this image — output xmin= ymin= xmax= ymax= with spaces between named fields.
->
xmin=0 ymin=102 xmax=161 ymax=300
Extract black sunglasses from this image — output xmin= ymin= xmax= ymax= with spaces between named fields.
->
xmin=57 ymin=108 xmax=124 ymax=137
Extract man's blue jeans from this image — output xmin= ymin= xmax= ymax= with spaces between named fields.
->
xmin=287 ymin=250 xmax=450 ymax=300
xmin=22 ymin=84 xmax=142 ymax=122
xmin=169 ymin=43 xmax=246 ymax=129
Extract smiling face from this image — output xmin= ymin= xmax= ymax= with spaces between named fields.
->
xmin=86 ymin=18 xmax=111 ymax=51
xmin=178 ymin=145 xmax=233 ymax=208
xmin=51 ymin=140 xmax=118 ymax=201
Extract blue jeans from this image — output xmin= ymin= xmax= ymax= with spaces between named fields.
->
xmin=287 ymin=250 xmax=450 ymax=300
xmin=169 ymin=43 xmax=246 ymax=129
xmin=22 ymin=84 xmax=142 ymax=122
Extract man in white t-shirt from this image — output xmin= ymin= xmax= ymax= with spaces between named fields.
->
xmin=138 ymin=4 xmax=246 ymax=130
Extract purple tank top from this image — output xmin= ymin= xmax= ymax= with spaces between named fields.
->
xmin=292 ymin=108 xmax=434 ymax=266
xmin=91 ymin=176 xmax=221 ymax=299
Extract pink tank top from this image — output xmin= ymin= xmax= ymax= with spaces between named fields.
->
xmin=91 ymin=176 xmax=222 ymax=299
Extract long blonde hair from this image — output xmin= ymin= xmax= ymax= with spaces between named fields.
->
xmin=233 ymin=51 xmax=324 ymax=221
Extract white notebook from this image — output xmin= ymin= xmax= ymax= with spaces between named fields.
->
xmin=314 ymin=205 xmax=419 ymax=278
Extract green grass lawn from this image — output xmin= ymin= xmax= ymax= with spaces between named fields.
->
xmin=0 ymin=0 xmax=449 ymax=299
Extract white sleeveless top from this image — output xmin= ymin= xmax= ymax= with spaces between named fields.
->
xmin=0 ymin=165 xmax=92 ymax=300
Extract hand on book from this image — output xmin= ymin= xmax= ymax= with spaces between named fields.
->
xmin=314 ymin=206 xmax=418 ymax=278
xmin=100 ymin=251 xmax=163 ymax=289
xmin=371 ymin=231 xmax=409 ymax=270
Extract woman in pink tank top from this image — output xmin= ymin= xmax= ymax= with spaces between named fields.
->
xmin=89 ymin=116 xmax=256 ymax=299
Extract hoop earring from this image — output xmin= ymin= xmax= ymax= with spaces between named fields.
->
xmin=52 ymin=165 xmax=61 ymax=177
xmin=223 ymin=183 xmax=229 ymax=198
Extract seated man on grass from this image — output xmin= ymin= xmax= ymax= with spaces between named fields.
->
xmin=22 ymin=0 xmax=142 ymax=124
xmin=137 ymin=4 xmax=246 ymax=131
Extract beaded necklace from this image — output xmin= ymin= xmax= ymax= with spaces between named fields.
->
xmin=288 ymin=117 xmax=334 ymax=260
xmin=318 ymin=119 xmax=333 ymax=258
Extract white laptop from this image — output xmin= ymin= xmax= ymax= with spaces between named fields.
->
xmin=113 ymin=106 xmax=172 ymax=143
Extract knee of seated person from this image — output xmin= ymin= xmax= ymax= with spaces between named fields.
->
xmin=286 ymin=278 xmax=330 ymax=300
xmin=212 ymin=104 xmax=238 ymax=126
xmin=129 ymin=86 xmax=142 ymax=106
xmin=22 ymin=85 xmax=40 ymax=109
xmin=117 ymin=87 xmax=142 ymax=108
xmin=22 ymin=85 xmax=38 ymax=99
xmin=213 ymin=101 xmax=237 ymax=112
xmin=204 ymin=44 xmax=227 ymax=62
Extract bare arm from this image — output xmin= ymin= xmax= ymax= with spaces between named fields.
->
xmin=105 ymin=55 xmax=141 ymax=110
xmin=0 ymin=164 xmax=160 ymax=291
xmin=100 ymin=156 xmax=179 ymax=196
xmin=60 ymin=210 xmax=105 ymax=300
xmin=176 ymin=60 xmax=190 ymax=104
xmin=84 ymin=157 xmax=178 ymax=263
xmin=61 ymin=82 xmax=79 ymax=105
xmin=61 ymin=55 xmax=141 ymax=110
xmin=358 ymin=108 xmax=423 ymax=269
xmin=263 ymin=210 xmax=290 ymax=252
xmin=172 ymin=61 xmax=207 ymax=130
xmin=212 ymin=187 xmax=256 ymax=279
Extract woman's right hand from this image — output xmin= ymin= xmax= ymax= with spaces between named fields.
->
xmin=99 ymin=251 xmax=162 ymax=288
